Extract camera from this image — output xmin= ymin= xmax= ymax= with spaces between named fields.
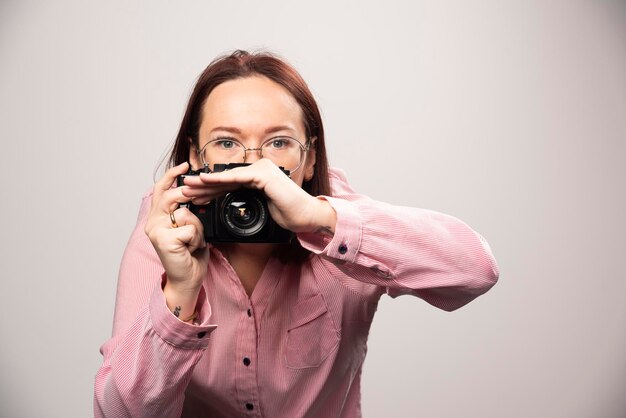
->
xmin=177 ymin=163 xmax=294 ymax=243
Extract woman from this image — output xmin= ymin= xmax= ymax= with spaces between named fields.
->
xmin=94 ymin=50 xmax=499 ymax=418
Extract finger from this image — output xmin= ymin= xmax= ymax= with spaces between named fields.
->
xmin=198 ymin=159 xmax=281 ymax=189
xmin=171 ymin=207 xmax=203 ymax=233
xmin=197 ymin=167 xmax=266 ymax=189
xmin=186 ymin=191 xmax=218 ymax=206
xmin=190 ymin=197 xmax=213 ymax=206
xmin=171 ymin=224 xmax=205 ymax=253
xmin=181 ymin=174 xmax=210 ymax=186
xmin=180 ymin=184 xmax=237 ymax=199
xmin=157 ymin=186 xmax=193 ymax=214
xmin=170 ymin=209 xmax=206 ymax=250
xmin=182 ymin=175 xmax=243 ymax=189
xmin=154 ymin=162 xmax=190 ymax=197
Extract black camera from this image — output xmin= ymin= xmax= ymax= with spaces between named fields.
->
xmin=177 ymin=163 xmax=294 ymax=243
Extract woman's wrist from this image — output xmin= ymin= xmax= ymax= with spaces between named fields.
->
xmin=163 ymin=277 xmax=202 ymax=322
xmin=309 ymin=197 xmax=337 ymax=236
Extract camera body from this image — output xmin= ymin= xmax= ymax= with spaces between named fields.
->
xmin=177 ymin=163 xmax=294 ymax=243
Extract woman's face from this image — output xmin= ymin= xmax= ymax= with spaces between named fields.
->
xmin=191 ymin=76 xmax=316 ymax=187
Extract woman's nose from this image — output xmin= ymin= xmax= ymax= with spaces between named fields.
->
xmin=243 ymin=148 xmax=263 ymax=163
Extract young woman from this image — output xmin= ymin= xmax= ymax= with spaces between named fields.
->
xmin=94 ymin=50 xmax=499 ymax=418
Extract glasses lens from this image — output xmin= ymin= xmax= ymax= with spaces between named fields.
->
xmin=200 ymin=137 xmax=306 ymax=172
xmin=261 ymin=137 xmax=305 ymax=172
xmin=201 ymin=139 xmax=245 ymax=170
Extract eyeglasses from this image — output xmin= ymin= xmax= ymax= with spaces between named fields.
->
xmin=197 ymin=136 xmax=310 ymax=174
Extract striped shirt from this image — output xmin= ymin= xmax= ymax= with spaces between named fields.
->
xmin=94 ymin=168 xmax=499 ymax=417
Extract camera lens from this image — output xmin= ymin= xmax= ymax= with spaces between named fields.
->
xmin=232 ymin=205 xmax=254 ymax=226
xmin=221 ymin=190 xmax=268 ymax=237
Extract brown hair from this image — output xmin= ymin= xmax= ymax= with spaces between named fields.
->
xmin=168 ymin=50 xmax=331 ymax=262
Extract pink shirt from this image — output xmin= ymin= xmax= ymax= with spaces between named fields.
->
xmin=94 ymin=168 xmax=499 ymax=418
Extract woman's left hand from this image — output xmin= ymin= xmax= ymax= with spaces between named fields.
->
xmin=180 ymin=159 xmax=336 ymax=234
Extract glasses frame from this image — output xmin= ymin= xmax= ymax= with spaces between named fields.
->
xmin=197 ymin=136 xmax=311 ymax=174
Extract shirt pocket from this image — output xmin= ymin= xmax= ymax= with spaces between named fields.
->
xmin=284 ymin=293 xmax=340 ymax=369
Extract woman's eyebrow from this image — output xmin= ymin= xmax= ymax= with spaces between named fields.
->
xmin=264 ymin=125 xmax=296 ymax=134
xmin=209 ymin=125 xmax=296 ymax=135
xmin=210 ymin=126 xmax=242 ymax=134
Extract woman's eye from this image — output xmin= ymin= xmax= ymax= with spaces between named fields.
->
xmin=217 ymin=139 xmax=235 ymax=149
xmin=270 ymin=138 xmax=288 ymax=148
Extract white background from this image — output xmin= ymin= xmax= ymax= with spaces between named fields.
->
xmin=1 ymin=1 xmax=625 ymax=416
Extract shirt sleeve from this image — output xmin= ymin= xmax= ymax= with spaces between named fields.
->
xmin=297 ymin=168 xmax=499 ymax=312
xmin=94 ymin=189 xmax=217 ymax=418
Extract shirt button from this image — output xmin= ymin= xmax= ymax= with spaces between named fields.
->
xmin=243 ymin=357 xmax=251 ymax=366
xmin=245 ymin=403 xmax=254 ymax=410
xmin=338 ymin=244 xmax=348 ymax=254
xmin=197 ymin=331 xmax=206 ymax=338
xmin=247 ymin=308 xmax=252 ymax=317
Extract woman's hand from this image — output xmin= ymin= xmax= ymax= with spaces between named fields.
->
xmin=144 ymin=162 xmax=218 ymax=319
xmin=181 ymin=159 xmax=337 ymax=234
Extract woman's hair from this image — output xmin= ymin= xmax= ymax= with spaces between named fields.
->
xmin=167 ymin=50 xmax=331 ymax=263
xmin=168 ymin=49 xmax=331 ymax=198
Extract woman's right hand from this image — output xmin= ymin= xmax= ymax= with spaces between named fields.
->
xmin=144 ymin=162 xmax=210 ymax=317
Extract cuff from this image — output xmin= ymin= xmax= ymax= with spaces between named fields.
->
xmin=297 ymin=195 xmax=362 ymax=263
xmin=149 ymin=276 xmax=217 ymax=350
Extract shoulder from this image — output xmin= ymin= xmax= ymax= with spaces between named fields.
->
xmin=141 ymin=185 xmax=156 ymax=201
xmin=328 ymin=166 xmax=348 ymax=182
xmin=134 ymin=186 xmax=155 ymax=224
xmin=327 ymin=167 xmax=356 ymax=196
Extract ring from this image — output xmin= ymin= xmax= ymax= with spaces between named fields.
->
xmin=169 ymin=211 xmax=178 ymax=228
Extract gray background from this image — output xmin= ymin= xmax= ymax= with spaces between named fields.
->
xmin=1 ymin=0 xmax=625 ymax=417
